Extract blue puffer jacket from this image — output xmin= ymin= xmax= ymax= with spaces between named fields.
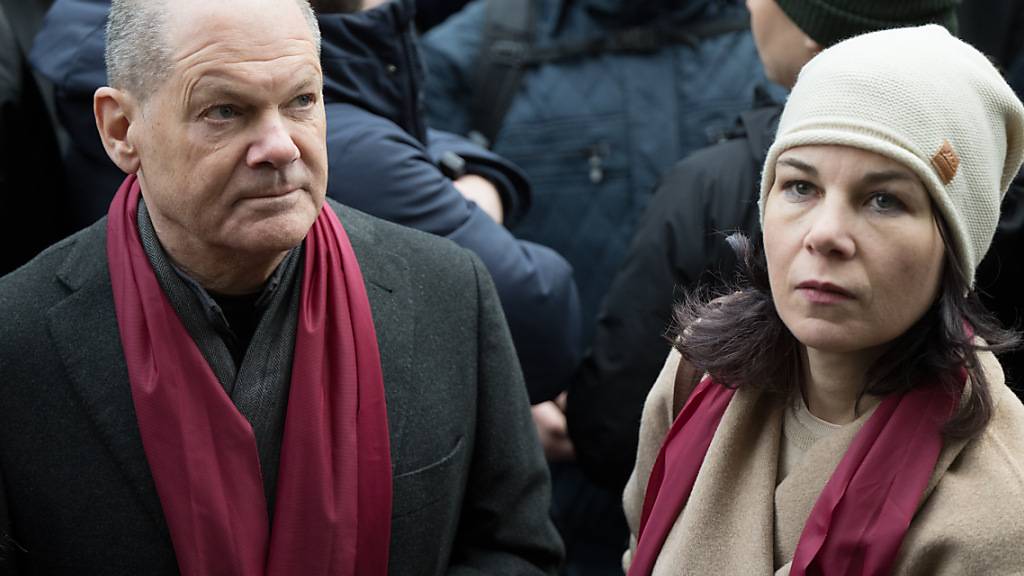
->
xmin=29 ymin=0 xmax=582 ymax=403
xmin=421 ymin=0 xmax=777 ymax=343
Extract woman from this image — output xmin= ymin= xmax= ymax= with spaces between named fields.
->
xmin=623 ymin=25 xmax=1024 ymax=575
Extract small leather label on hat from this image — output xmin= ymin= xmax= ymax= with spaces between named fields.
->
xmin=931 ymin=140 xmax=959 ymax=185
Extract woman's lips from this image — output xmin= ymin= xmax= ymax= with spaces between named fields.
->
xmin=796 ymin=280 xmax=854 ymax=304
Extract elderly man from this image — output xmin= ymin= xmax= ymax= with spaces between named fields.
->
xmin=0 ymin=0 xmax=561 ymax=574
xmin=29 ymin=0 xmax=582 ymax=406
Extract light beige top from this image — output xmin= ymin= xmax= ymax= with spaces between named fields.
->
xmin=778 ymin=394 xmax=842 ymax=484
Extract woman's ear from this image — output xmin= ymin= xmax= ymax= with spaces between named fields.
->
xmin=94 ymin=86 xmax=141 ymax=175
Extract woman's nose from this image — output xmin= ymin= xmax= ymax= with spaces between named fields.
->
xmin=803 ymin=198 xmax=856 ymax=258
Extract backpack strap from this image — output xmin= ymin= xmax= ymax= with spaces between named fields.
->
xmin=525 ymin=14 xmax=750 ymax=66
xmin=468 ymin=0 xmax=538 ymax=148
xmin=468 ymin=5 xmax=750 ymax=147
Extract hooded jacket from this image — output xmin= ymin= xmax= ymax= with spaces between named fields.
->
xmin=29 ymin=0 xmax=582 ymax=402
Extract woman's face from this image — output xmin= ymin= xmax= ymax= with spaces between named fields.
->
xmin=763 ymin=145 xmax=945 ymax=356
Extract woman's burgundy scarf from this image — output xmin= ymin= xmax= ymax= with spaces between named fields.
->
xmin=107 ymin=175 xmax=392 ymax=575
xmin=630 ymin=369 xmax=961 ymax=575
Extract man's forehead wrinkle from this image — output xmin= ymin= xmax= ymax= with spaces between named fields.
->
xmin=171 ymin=33 xmax=319 ymax=69
xmin=172 ymin=40 xmax=321 ymax=103
xmin=179 ymin=59 xmax=322 ymax=112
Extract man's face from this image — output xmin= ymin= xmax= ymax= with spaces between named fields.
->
xmin=131 ymin=0 xmax=327 ymax=262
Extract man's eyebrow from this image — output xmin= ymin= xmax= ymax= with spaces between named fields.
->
xmin=288 ymin=77 xmax=319 ymax=93
xmin=188 ymin=80 xmax=252 ymax=104
xmin=777 ymin=157 xmax=818 ymax=177
xmin=188 ymin=74 xmax=320 ymax=104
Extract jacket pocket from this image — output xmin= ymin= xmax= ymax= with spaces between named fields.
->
xmin=495 ymin=113 xmax=629 ymax=187
xmin=391 ymin=435 xmax=465 ymax=519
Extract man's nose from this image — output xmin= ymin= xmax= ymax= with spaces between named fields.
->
xmin=803 ymin=197 xmax=856 ymax=258
xmin=246 ymin=114 xmax=300 ymax=169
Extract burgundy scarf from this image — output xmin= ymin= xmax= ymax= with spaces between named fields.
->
xmin=107 ymin=175 xmax=392 ymax=575
xmin=631 ymin=372 xmax=961 ymax=575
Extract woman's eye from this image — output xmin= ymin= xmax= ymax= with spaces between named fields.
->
xmin=782 ymin=180 xmax=816 ymax=200
xmin=869 ymin=192 xmax=905 ymax=213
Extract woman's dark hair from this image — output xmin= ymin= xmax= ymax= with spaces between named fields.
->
xmin=672 ymin=223 xmax=1018 ymax=439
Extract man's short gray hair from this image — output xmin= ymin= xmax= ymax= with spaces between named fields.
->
xmin=105 ymin=0 xmax=321 ymax=102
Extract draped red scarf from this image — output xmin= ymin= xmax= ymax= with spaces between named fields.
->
xmin=107 ymin=175 xmax=392 ymax=575
xmin=631 ymin=370 xmax=961 ymax=576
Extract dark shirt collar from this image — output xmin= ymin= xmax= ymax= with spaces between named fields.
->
xmin=136 ymin=197 xmax=299 ymax=337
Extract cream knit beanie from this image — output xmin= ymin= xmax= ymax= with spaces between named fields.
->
xmin=759 ymin=25 xmax=1024 ymax=287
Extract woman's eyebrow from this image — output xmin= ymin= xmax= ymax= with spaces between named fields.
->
xmin=777 ymin=157 xmax=818 ymax=177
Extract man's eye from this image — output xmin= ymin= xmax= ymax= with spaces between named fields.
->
xmin=292 ymin=93 xmax=316 ymax=108
xmin=205 ymin=105 xmax=240 ymax=121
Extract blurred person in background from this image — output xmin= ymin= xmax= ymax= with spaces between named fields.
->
xmin=0 ymin=0 xmax=67 ymax=275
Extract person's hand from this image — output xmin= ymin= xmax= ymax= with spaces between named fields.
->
xmin=531 ymin=392 xmax=575 ymax=462
xmin=453 ymin=174 xmax=504 ymax=225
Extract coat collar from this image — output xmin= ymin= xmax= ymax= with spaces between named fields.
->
xmin=49 ymin=219 xmax=170 ymax=536
xmin=647 ymin=354 xmax=998 ymax=575
xmin=325 ymin=199 xmax=415 ymax=450
xmin=650 ymin=385 xmax=782 ymax=574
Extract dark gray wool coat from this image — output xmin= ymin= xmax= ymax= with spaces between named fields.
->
xmin=0 ymin=200 xmax=563 ymax=575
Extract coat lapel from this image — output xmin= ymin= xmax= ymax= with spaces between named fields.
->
xmin=45 ymin=223 xmax=169 ymax=536
xmin=331 ymin=202 xmax=414 ymax=460
xmin=653 ymin=386 xmax=783 ymax=575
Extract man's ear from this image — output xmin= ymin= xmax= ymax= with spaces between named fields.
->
xmin=805 ymin=37 xmax=823 ymax=57
xmin=94 ymin=86 xmax=141 ymax=174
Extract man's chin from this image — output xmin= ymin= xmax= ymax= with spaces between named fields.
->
xmin=232 ymin=218 xmax=317 ymax=254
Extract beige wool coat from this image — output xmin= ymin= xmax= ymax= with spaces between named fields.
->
xmin=623 ymin=349 xmax=1024 ymax=575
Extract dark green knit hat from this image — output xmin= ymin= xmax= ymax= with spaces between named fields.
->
xmin=775 ymin=0 xmax=959 ymax=47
